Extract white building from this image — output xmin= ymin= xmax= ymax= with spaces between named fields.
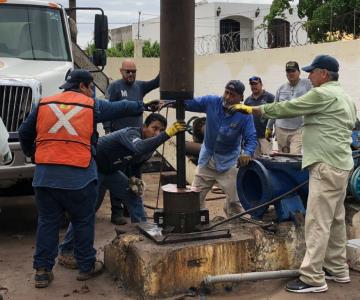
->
xmin=111 ymin=1 xmax=308 ymax=55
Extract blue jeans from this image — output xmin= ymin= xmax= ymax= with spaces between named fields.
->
xmin=33 ymin=181 xmax=97 ymax=273
xmin=59 ymin=170 xmax=146 ymax=256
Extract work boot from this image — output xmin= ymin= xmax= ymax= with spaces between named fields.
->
xmin=58 ymin=253 xmax=78 ymax=269
xmin=34 ymin=268 xmax=54 ymax=288
xmin=76 ymin=261 xmax=104 ymax=281
xmin=111 ymin=213 xmax=127 ymax=225
xmin=224 ymin=201 xmax=245 ymax=218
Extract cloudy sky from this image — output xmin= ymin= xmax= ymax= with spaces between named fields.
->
xmin=56 ymin=0 xmax=281 ymax=48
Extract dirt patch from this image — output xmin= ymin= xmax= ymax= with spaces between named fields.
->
xmin=0 ymin=172 xmax=360 ymax=299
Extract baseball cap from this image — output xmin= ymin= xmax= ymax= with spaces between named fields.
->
xmin=302 ymin=55 xmax=339 ymax=73
xmin=225 ymin=80 xmax=245 ymax=95
xmin=59 ymin=69 xmax=93 ymax=90
xmin=285 ymin=61 xmax=300 ymax=72
xmin=249 ymin=76 xmax=262 ymax=84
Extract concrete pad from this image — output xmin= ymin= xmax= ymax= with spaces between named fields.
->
xmin=104 ymin=222 xmax=305 ymax=298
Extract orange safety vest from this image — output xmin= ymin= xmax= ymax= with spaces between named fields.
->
xmin=35 ymin=91 xmax=95 ymax=168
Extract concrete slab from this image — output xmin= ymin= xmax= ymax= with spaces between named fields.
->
xmin=104 ymin=222 xmax=305 ymax=299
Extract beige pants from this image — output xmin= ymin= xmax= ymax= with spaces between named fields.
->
xmin=275 ymin=127 xmax=302 ymax=154
xmin=299 ymin=162 xmax=351 ymax=286
xmin=254 ymin=138 xmax=273 ymax=157
xmin=192 ymin=165 xmax=239 ymax=210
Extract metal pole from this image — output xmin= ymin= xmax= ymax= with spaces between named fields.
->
xmin=354 ymin=9 xmax=356 ymax=37
xmin=137 ymin=11 xmax=141 ymax=39
xmin=160 ymin=0 xmax=195 ymax=189
xmin=69 ymin=0 xmax=77 ymax=43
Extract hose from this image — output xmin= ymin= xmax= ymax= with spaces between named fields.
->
xmin=203 ymin=180 xmax=309 ymax=231
xmin=203 ymin=269 xmax=299 ymax=285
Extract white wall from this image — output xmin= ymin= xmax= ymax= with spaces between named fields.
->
xmin=104 ymin=39 xmax=360 ymax=124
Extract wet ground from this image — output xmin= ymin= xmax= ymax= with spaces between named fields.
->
xmin=0 ymin=172 xmax=360 ymax=300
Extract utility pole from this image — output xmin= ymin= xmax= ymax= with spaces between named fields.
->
xmin=69 ymin=0 xmax=77 ymax=43
xmin=137 ymin=11 xmax=141 ymax=39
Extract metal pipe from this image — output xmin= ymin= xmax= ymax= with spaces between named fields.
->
xmin=203 ymin=269 xmax=299 ymax=285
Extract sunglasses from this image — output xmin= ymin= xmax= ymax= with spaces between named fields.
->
xmin=124 ymin=69 xmax=136 ymax=74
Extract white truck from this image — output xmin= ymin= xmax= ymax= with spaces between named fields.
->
xmin=0 ymin=0 xmax=108 ymax=197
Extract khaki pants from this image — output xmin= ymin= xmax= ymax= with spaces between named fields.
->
xmin=192 ymin=165 xmax=239 ymax=210
xmin=254 ymin=138 xmax=273 ymax=157
xmin=275 ymin=127 xmax=302 ymax=154
xmin=299 ymin=162 xmax=351 ymax=286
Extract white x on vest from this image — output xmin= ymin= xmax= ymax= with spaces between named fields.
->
xmin=48 ymin=103 xmax=84 ymax=136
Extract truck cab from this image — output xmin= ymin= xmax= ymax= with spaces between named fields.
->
xmin=0 ymin=0 xmax=107 ymax=195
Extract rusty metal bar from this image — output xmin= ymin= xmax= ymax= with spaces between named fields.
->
xmin=160 ymin=0 xmax=194 ymax=188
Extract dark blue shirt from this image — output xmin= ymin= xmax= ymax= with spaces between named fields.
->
xmin=19 ymin=96 xmax=144 ymax=190
xmin=185 ymin=95 xmax=257 ymax=172
xmin=105 ymin=74 xmax=160 ymax=131
xmin=95 ymin=127 xmax=169 ymax=174
xmin=244 ymin=90 xmax=274 ymax=138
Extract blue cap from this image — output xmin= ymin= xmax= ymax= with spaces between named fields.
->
xmin=225 ymin=80 xmax=245 ymax=95
xmin=59 ymin=69 xmax=93 ymax=90
xmin=302 ymin=55 xmax=339 ymax=73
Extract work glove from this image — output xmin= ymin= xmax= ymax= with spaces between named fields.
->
xmin=237 ymin=154 xmax=251 ymax=167
xmin=228 ymin=104 xmax=253 ymax=114
xmin=165 ymin=121 xmax=187 ymax=137
xmin=143 ymin=99 xmax=160 ymax=112
xmin=265 ymin=128 xmax=273 ymax=141
xmin=129 ymin=176 xmax=146 ymax=197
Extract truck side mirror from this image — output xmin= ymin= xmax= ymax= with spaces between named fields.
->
xmin=94 ymin=14 xmax=109 ymax=49
xmin=92 ymin=49 xmax=107 ymax=67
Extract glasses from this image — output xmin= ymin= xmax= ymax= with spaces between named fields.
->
xmin=250 ymin=81 xmax=260 ymax=85
xmin=124 ymin=69 xmax=136 ymax=74
xmin=286 ymin=69 xmax=297 ymax=73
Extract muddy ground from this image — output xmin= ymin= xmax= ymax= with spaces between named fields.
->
xmin=0 ymin=172 xmax=359 ymax=300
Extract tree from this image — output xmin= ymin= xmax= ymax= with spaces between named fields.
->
xmin=265 ymin=0 xmax=360 ymax=43
xmin=85 ymin=40 xmax=160 ymax=58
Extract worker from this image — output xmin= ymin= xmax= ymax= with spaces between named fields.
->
xmin=244 ymin=76 xmax=275 ymax=156
xmin=266 ymin=61 xmax=312 ymax=154
xmin=229 ymin=55 xmax=357 ymax=293
xmin=104 ymin=58 xmax=160 ymax=225
xmin=18 ymin=69 xmax=158 ymax=288
xmin=57 ymin=113 xmax=186 ymax=269
xmin=175 ymin=80 xmax=257 ymax=217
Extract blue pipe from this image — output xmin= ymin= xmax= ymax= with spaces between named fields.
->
xmin=237 ymin=151 xmax=360 ymax=221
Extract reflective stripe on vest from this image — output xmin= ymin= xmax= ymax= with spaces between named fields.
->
xmin=35 ymin=91 xmax=95 ymax=168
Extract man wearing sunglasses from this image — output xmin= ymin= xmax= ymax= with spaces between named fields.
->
xmin=104 ymin=59 xmax=160 ymax=225
xmin=266 ymin=61 xmax=312 ymax=154
xmin=244 ymin=76 xmax=274 ymax=156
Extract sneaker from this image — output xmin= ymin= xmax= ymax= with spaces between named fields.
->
xmin=286 ymin=278 xmax=328 ymax=293
xmin=76 ymin=260 xmax=104 ymax=281
xmin=324 ymin=268 xmax=351 ymax=283
xmin=111 ymin=214 xmax=127 ymax=225
xmin=35 ymin=268 xmax=54 ymax=288
xmin=58 ymin=253 xmax=78 ymax=269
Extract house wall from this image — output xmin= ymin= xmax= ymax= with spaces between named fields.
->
xmin=127 ymin=2 xmax=307 ymax=54
xmin=104 ymin=39 xmax=360 ymax=120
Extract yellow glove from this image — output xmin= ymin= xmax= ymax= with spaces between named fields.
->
xmin=265 ymin=128 xmax=273 ymax=141
xmin=238 ymin=154 xmax=251 ymax=167
xmin=229 ymin=104 xmax=253 ymax=114
xmin=165 ymin=121 xmax=187 ymax=137
xmin=143 ymin=99 xmax=160 ymax=112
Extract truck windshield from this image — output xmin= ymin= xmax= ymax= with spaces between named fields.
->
xmin=0 ymin=5 xmax=71 ymax=61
